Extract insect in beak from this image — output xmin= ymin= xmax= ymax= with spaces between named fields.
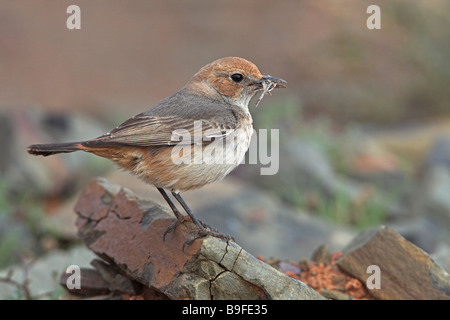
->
xmin=255 ymin=75 xmax=287 ymax=107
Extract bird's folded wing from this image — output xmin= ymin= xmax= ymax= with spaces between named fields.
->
xmin=85 ymin=114 xmax=235 ymax=147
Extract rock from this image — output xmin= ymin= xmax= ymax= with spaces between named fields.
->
xmin=320 ymin=289 xmax=352 ymax=300
xmin=0 ymin=246 xmax=96 ymax=299
xmin=337 ymin=226 xmax=450 ymax=300
xmin=310 ymin=244 xmax=329 ymax=264
xmin=59 ymin=268 xmax=110 ymax=297
xmin=419 ymin=135 xmax=450 ymax=231
xmin=60 ymin=258 xmax=158 ymax=299
xmin=424 ymin=135 xmax=450 ymax=168
xmin=431 ymin=244 xmax=450 ymax=272
xmin=73 ymin=178 xmax=325 ymax=300
xmin=422 ymin=165 xmax=450 ymax=220
xmin=89 ymin=259 xmax=137 ymax=295
xmin=281 ymin=139 xmax=338 ymax=198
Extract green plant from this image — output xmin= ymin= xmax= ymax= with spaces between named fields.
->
xmin=308 ymin=187 xmax=391 ymax=229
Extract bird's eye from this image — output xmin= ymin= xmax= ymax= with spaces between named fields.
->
xmin=230 ymin=73 xmax=244 ymax=83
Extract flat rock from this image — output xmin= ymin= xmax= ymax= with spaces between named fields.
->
xmin=337 ymin=226 xmax=450 ymax=300
xmin=60 ymin=267 xmax=110 ymax=297
xmin=74 ymin=178 xmax=325 ymax=300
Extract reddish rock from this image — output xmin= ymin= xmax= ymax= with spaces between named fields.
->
xmin=72 ymin=178 xmax=324 ymax=300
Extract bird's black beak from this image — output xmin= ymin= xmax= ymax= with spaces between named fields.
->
xmin=253 ymin=74 xmax=287 ymax=107
xmin=260 ymin=75 xmax=287 ymax=88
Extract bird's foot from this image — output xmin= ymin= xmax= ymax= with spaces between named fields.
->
xmin=162 ymin=212 xmax=234 ymax=252
xmin=163 ymin=214 xmax=191 ymax=242
xmin=181 ymin=226 xmax=234 ymax=252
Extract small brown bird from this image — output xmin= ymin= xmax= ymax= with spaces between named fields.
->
xmin=28 ymin=57 xmax=286 ymax=241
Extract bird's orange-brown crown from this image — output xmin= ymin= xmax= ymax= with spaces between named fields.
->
xmin=185 ymin=57 xmax=263 ymax=101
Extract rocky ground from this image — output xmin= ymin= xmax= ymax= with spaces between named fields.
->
xmin=2 ymin=178 xmax=447 ymax=300
xmin=0 ymin=108 xmax=449 ymax=299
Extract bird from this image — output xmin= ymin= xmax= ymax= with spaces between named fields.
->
xmin=27 ymin=57 xmax=286 ymax=242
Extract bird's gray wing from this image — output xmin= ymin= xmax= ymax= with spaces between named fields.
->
xmin=84 ymin=88 xmax=239 ymax=147
xmin=85 ymin=114 xmax=236 ymax=147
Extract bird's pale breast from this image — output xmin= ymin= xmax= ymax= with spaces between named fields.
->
xmin=129 ymin=112 xmax=253 ymax=192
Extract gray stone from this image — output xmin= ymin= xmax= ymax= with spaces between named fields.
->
xmin=211 ymin=271 xmax=264 ymax=300
xmin=424 ymin=135 xmax=450 ymax=168
xmin=337 ymin=226 xmax=450 ymax=300
xmin=0 ymin=246 xmax=96 ymax=299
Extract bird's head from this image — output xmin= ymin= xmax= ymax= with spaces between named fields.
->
xmin=185 ymin=57 xmax=287 ymax=108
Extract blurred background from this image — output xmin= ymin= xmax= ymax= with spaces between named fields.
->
xmin=0 ymin=0 xmax=449 ymax=297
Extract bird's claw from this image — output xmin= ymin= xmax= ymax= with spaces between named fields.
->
xmin=162 ymin=214 xmax=234 ymax=252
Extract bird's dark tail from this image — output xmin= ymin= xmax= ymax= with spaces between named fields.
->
xmin=27 ymin=142 xmax=85 ymax=157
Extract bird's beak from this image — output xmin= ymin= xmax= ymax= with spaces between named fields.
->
xmin=260 ymin=75 xmax=287 ymax=88
xmin=253 ymin=74 xmax=287 ymax=107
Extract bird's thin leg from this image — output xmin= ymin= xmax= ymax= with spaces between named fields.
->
xmin=171 ymin=191 xmax=217 ymax=251
xmin=157 ymin=188 xmax=184 ymax=220
xmin=157 ymin=188 xmax=190 ymax=241
xmin=171 ymin=192 xmax=208 ymax=231
xmin=159 ymin=189 xmax=233 ymax=248
xmin=172 ymin=192 xmax=234 ymax=250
